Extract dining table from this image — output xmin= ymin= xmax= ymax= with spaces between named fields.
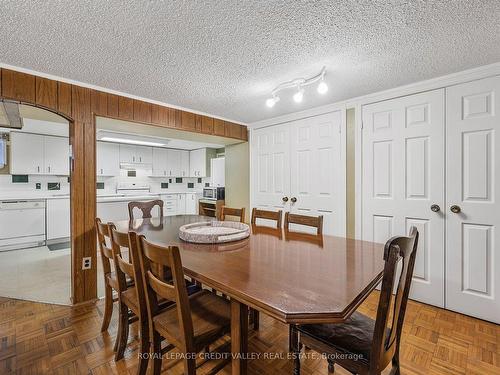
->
xmin=113 ymin=215 xmax=386 ymax=375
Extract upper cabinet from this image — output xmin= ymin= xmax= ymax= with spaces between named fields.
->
xmin=152 ymin=148 xmax=168 ymax=177
xmin=10 ymin=132 xmax=69 ymax=175
xmin=152 ymin=148 xmax=189 ymax=177
xmin=180 ymin=150 xmax=190 ymax=177
xmin=166 ymin=149 xmax=181 ymax=177
xmin=119 ymin=144 xmax=152 ymax=164
xmin=97 ymin=142 xmax=120 ymax=176
xmin=189 ymin=148 xmax=216 ymax=177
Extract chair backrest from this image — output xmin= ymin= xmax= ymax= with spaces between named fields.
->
xmin=251 ymin=208 xmax=282 ymax=228
xmin=284 ymin=212 xmax=323 ymax=235
xmin=135 ymin=233 xmax=194 ymax=352
xmin=96 ymin=218 xmax=113 ymax=275
xmin=370 ymin=227 xmax=419 ymax=373
xmin=128 ymin=200 xmax=164 ymax=220
xmin=109 ymin=224 xmax=135 ymax=292
xmin=220 ymin=206 xmax=245 ymax=223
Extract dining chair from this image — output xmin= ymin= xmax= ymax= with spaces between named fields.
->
xmin=291 ymin=227 xmax=419 ymax=375
xmin=220 ymin=206 xmax=245 ymax=222
xmin=96 ymin=218 xmax=119 ymax=338
xmin=128 ymin=199 xmax=164 ymax=220
xmin=251 ymin=207 xmax=283 ymax=228
xmin=134 ymin=232 xmax=232 ymax=375
xmin=284 ymin=212 xmax=323 ymax=235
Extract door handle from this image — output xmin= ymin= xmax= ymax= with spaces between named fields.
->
xmin=450 ymin=205 xmax=461 ymax=214
xmin=430 ymin=204 xmax=440 ymax=212
xmin=282 ymin=196 xmax=289 ymax=202
xmin=290 ymin=197 xmax=297 ymax=203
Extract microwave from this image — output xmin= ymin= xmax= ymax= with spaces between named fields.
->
xmin=203 ymin=187 xmax=225 ymax=200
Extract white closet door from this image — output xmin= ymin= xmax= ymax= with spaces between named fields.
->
xmin=289 ymin=111 xmax=345 ymax=236
xmin=251 ymin=124 xmax=290 ymax=211
xmin=362 ymin=89 xmax=445 ymax=307
xmin=446 ymin=76 xmax=500 ymax=323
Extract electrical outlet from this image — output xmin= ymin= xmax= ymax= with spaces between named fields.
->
xmin=82 ymin=257 xmax=91 ymax=270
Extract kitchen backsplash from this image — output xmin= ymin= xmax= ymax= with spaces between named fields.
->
xmin=96 ymin=168 xmax=209 ymax=194
xmin=0 ymin=174 xmax=70 ymax=194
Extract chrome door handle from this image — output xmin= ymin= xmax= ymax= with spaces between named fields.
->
xmin=282 ymin=196 xmax=289 ymax=202
xmin=290 ymin=197 xmax=297 ymax=203
xmin=450 ymin=205 xmax=461 ymax=214
xmin=430 ymin=204 xmax=440 ymax=212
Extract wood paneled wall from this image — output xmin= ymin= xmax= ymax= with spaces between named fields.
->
xmin=0 ymin=68 xmax=248 ymax=303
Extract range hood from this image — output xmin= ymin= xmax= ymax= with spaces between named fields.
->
xmin=0 ymin=101 xmax=22 ymax=129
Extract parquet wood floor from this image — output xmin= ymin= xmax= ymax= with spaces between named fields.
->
xmin=1 ymin=292 xmax=499 ymax=374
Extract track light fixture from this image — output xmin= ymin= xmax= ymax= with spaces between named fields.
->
xmin=266 ymin=66 xmax=327 ymax=108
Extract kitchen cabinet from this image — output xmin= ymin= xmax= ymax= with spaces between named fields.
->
xmin=119 ymin=144 xmax=152 ymax=164
xmin=185 ymin=193 xmax=197 ymax=214
xmin=10 ymin=132 xmax=44 ymax=175
xmin=177 ymin=193 xmax=186 ymax=214
xmin=161 ymin=193 xmax=178 ymax=216
xmin=210 ymin=157 xmax=225 ymax=187
xmin=152 ymin=148 xmax=168 ymax=176
xmin=180 ymin=150 xmax=190 ymax=177
xmin=166 ymin=149 xmax=181 ymax=177
xmin=44 ymin=136 xmax=69 ymax=175
xmin=10 ymin=132 xmax=69 ymax=175
xmin=97 ymin=142 xmax=120 ymax=176
xmin=189 ymin=148 xmax=216 ymax=177
xmin=46 ymin=198 xmax=70 ymax=241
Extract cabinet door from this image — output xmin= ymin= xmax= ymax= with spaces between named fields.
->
xmin=446 ymin=77 xmax=500 ymax=323
xmin=189 ymin=148 xmax=205 ymax=177
xmin=10 ymin=132 xmax=44 ymax=174
xmin=152 ymin=148 xmax=168 ymax=176
xmin=44 ymin=136 xmax=69 ymax=175
xmin=136 ymin=146 xmax=152 ymax=164
xmin=180 ymin=150 xmax=190 ymax=177
xmin=119 ymin=144 xmax=136 ymax=163
xmin=177 ymin=194 xmax=186 ymax=214
xmin=167 ymin=149 xmax=181 ymax=177
xmin=210 ymin=157 xmax=225 ymax=186
xmin=185 ymin=193 xmax=197 ymax=214
xmin=362 ymin=89 xmax=445 ymax=308
xmin=46 ymin=198 xmax=70 ymax=240
xmin=251 ymin=124 xmax=290 ymax=210
xmin=97 ymin=142 xmax=120 ymax=176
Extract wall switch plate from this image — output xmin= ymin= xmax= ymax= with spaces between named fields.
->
xmin=82 ymin=257 xmax=91 ymax=270
xmin=35 ymin=182 xmax=41 ymax=189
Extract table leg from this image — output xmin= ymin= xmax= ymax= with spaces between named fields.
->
xmin=231 ymin=299 xmax=248 ymax=375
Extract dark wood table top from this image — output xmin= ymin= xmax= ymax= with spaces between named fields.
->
xmin=113 ymin=215 xmax=385 ymax=324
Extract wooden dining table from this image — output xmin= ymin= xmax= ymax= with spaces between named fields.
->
xmin=113 ymin=215 xmax=385 ymax=375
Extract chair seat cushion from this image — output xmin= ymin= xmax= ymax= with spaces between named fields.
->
xmin=297 ymin=311 xmax=388 ymax=362
xmin=153 ymin=290 xmax=230 ymax=352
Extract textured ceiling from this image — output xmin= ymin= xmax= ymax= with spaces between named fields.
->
xmin=0 ymin=1 xmax=499 ymax=124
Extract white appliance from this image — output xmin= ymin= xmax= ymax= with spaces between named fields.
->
xmin=0 ymin=200 xmax=46 ymax=251
xmin=210 ymin=157 xmax=225 ymax=187
xmin=116 ymin=183 xmax=151 ymax=195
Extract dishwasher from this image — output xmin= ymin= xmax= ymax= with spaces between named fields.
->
xmin=0 ymin=200 xmax=46 ymax=251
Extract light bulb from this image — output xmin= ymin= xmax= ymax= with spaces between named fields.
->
xmin=293 ymin=88 xmax=304 ymax=103
xmin=317 ymin=80 xmax=328 ymax=94
xmin=266 ymin=97 xmax=276 ymax=108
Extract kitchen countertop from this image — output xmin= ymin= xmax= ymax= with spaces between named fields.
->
xmin=0 ymin=191 xmax=202 ymax=202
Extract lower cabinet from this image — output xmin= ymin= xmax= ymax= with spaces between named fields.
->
xmin=46 ymin=198 xmax=70 ymax=241
xmin=185 ymin=193 xmax=197 ymax=214
xmin=161 ymin=193 xmax=198 ymax=216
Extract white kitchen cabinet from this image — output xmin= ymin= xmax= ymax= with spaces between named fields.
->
xmin=177 ymin=193 xmax=186 ymax=214
xmin=166 ymin=149 xmax=181 ymax=177
xmin=10 ymin=132 xmax=69 ymax=176
xmin=119 ymin=144 xmax=152 ymax=164
xmin=97 ymin=142 xmax=120 ymax=176
xmin=46 ymin=198 xmax=70 ymax=241
xmin=152 ymin=148 xmax=168 ymax=177
xmin=189 ymin=148 xmax=216 ymax=177
xmin=180 ymin=150 xmax=190 ymax=177
xmin=44 ymin=136 xmax=69 ymax=175
xmin=210 ymin=157 xmax=225 ymax=187
xmin=161 ymin=194 xmax=178 ymax=216
xmin=185 ymin=193 xmax=197 ymax=214
xmin=10 ymin=132 xmax=44 ymax=175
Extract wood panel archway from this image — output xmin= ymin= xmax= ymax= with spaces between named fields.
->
xmin=0 ymin=68 xmax=248 ymax=303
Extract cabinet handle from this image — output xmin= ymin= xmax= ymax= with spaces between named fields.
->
xmin=48 ymin=166 xmax=51 ymax=173
xmin=139 ymin=157 xmax=142 ymax=162
xmin=133 ymin=156 xmax=135 ymax=162
xmin=100 ymin=168 xmax=103 ymax=175
xmin=37 ymin=166 xmax=40 ymax=173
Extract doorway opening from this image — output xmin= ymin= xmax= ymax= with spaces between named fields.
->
xmin=0 ymin=102 xmax=72 ymax=305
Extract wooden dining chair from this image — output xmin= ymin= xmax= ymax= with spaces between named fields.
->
xmin=96 ymin=218 xmax=119 ymax=339
xmin=251 ymin=207 xmax=283 ymax=228
xmin=220 ymin=206 xmax=245 ymax=222
xmin=134 ymin=232 xmax=232 ymax=375
xmin=284 ymin=212 xmax=323 ymax=235
xmin=291 ymin=227 xmax=419 ymax=375
xmin=128 ymin=199 xmax=164 ymax=220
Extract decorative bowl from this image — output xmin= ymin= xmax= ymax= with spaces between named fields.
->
xmin=179 ymin=221 xmax=250 ymax=244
